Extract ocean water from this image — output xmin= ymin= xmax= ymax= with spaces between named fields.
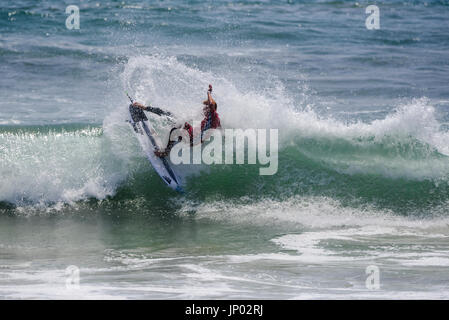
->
xmin=1 ymin=0 xmax=449 ymax=299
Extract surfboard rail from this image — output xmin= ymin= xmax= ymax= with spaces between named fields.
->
xmin=128 ymin=105 xmax=184 ymax=193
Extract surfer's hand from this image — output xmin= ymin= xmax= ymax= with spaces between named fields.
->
xmin=208 ymin=84 xmax=212 ymax=92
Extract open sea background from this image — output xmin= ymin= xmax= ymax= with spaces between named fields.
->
xmin=1 ymin=0 xmax=449 ymax=299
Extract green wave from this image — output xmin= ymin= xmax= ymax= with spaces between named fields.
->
xmin=0 ymin=124 xmax=448 ymax=216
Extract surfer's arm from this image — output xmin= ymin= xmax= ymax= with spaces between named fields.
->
xmin=207 ymin=85 xmax=214 ymax=105
xmin=132 ymin=102 xmax=172 ymax=117
xmin=146 ymin=106 xmax=172 ymax=117
xmin=131 ymin=101 xmax=156 ymax=112
xmin=207 ymin=91 xmax=212 ymax=102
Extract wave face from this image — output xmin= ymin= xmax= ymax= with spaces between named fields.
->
xmin=1 ymin=0 xmax=449 ymax=219
xmin=2 ymin=0 xmax=449 ymax=300
xmin=1 ymin=55 xmax=448 ymax=218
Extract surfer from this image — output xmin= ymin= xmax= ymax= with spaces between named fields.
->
xmin=133 ymin=84 xmax=221 ymax=158
xmin=200 ymin=84 xmax=221 ymax=140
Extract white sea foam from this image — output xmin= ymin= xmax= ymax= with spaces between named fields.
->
xmin=0 ymin=128 xmax=127 ymax=207
xmin=185 ymin=195 xmax=449 ymax=230
xmin=118 ymin=55 xmax=449 ymax=181
xmin=120 ymin=56 xmax=448 ymax=152
xmin=2 ymin=55 xmax=449 ymax=206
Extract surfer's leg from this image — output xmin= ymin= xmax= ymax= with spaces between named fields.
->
xmin=145 ymin=106 xmax=173 ymax=117
xmin=166 ymin=127 xmax=181 ymax=150
xmin=155 ymin=128 xmax=181 ymax=158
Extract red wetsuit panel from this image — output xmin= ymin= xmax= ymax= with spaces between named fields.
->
xmin=201 ymin=111 xmax=221 ymax=131
xmin=184 ymin=122 xmax=194 ymax=146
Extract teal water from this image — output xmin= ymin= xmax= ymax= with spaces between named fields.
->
xmin=1 ymin=0 xmax=449 ymax=299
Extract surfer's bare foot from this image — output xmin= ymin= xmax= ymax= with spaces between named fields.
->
xmin=154 ymin=150 xmax=168 ymax=158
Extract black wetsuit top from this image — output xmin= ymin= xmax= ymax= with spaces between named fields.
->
xmin=143 ymin=106 xmax=172 ymax=117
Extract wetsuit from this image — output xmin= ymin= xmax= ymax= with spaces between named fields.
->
xmin=200 ymin=110 xmax=221 ymax=142
xmin=158 ymin=108 xmax=221 ymax=157
xmin=142 ymin=105 xmax=173 ymax=117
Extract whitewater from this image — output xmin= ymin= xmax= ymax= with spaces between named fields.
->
xmin=1 ymin=0 xmax=449 ymax=299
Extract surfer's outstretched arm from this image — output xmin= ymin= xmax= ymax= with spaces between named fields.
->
xmin=203 ymin=84 xmax=215 ymax=106
xmin=207 ymin=90 xmax=213 ymax=104
xmin=132 ymin=102 xmax=173 ymax=117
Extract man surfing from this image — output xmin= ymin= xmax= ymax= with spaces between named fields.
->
xmin=132 ymin=84 xmax=221 ymax=158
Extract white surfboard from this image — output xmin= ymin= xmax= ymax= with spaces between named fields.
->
xmin=128 ymin=105 xmax=183 ymax=193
